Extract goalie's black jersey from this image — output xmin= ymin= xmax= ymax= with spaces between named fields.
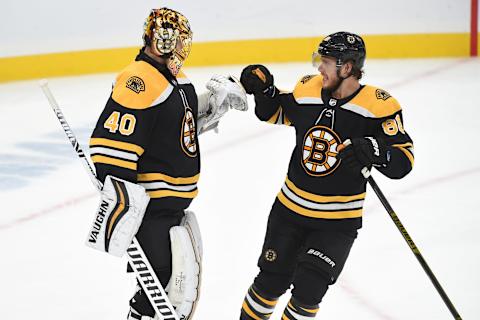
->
xmin=90 ymin=51 xmax=200 ymax=212
xmin=255 ymin=75 xmax=414 ymax=230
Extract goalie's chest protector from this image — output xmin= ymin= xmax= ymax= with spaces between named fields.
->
xmin=277 ymin=75 xmax=401 ymax=229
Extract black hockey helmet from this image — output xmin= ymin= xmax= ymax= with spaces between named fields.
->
xmin=316 ymin=32 xmax=366 ymax=73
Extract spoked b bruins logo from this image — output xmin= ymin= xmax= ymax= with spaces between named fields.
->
xmin=180 ymin=107 xmax=197 ymax=157
xmin=302 ymin=125 xmax=341 ymax=176
xmin=264 ymin=249 xmax=277 ymax=262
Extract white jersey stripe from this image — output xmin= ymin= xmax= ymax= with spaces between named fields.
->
xmin=150 ymin=84 xmax=174 ymax=106
xmin=295 ymin=97 xmax=324 ymax=105
xmin=139 ymin=181 xmax=197 ymax=192
xmin=341 ymin=102 xmax=376 ymax=118
xmin=281 ymin=184 xmax=364 ymax=211
xmin=89 ymin=147 xmax=139 ymax=162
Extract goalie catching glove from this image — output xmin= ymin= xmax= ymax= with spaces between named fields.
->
xmin=197 ymin=75 xmax=248 ymax=134
xmin=85 ymin=175 xmax=150 ymax=257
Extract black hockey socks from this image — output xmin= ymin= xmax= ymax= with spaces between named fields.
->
xmin=240 ymin=284 xmax=278 ymax=319
xmin=282 ymin=297 xmax=319 ymax=319
xmin=127 ymin=307 xmax=152 ymax=320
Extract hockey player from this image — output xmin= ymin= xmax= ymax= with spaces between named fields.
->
xmin=87 ymin=8 xmax=247 ymax=320
xmin=238 ymin=32 xmax=414 ymax=319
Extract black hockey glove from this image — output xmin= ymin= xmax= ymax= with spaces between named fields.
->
xmin=240 ymin=64 xmax=276 ymax=97
xmin=338 ymin=137 xmax=391 ymax=173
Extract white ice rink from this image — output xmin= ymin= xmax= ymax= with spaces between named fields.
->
xmin=0 ymin=58 xmax=479 ymax=319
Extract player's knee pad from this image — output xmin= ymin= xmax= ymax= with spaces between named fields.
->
xmin=292 ymin=263 xmax=332 ymax=305
xmin=240 ymin=284 xmax=279 ymax=320
xmin=282 ymin=296 xmax=319 ymax=319
xmin=166 ymin=211 xmax=202 ymax=320
xmin=254 ymin=269 xmax=293 ymax=298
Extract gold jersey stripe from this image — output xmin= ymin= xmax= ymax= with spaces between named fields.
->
xmin=90 ymin=138 xmax=144 ymax=156
xmin=107 ymin=180 xmax=126 ymax=238
xmin=393 ymin=145 xmax=415 ymax=167
xmin=91 ymin=155 xmax=137 ymax=170
xmin=265 ymin=107 xmax=291 ymax=125
xmin=285 ymin=177 xmax=366 ymax=203
xmin=267 ymin=108 xmax=282 ymax=124
xmin=242 ymin=301 xmax=263 ymax=320
xmin=147 ymin=189 xmax=198 ymax=199
xmin=281 ymin=314 xmax=289 ymax=320
xmin=251 ymin=288 xmax=278 ymax=306
xmin=138 ymin=172 xmax=200 ymax=185
xmin=278 ymin=192 xmax=363 ymax=219
xmin=392 ymin=142 xmax=413 ymax=149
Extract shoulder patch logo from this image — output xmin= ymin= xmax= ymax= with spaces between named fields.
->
xmin=126 ymin=76 xmax=145 ymax=94
xmin=375 ymin=89 xmax=391 ymax=101
xmin=301 ymin=75 xmax=315 ymax=84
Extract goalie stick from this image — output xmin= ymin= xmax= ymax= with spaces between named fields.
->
xmin=39 ymin=80 xmax=180 ymax=320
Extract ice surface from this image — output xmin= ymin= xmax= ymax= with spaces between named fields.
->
xmin=0 ymin=58 xmax=478 ymax=319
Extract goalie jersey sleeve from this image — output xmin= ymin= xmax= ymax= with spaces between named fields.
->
xmin=90 ymin=61 xmax=167 ymax=184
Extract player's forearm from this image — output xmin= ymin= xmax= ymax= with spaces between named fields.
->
xmin=253 ymin=91 xmax=282 ymax=121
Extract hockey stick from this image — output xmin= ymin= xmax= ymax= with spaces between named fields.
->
xmin=39 ymin=80 xmax=179 ymax=320
xmin=361 ymin=168 xmax=462 ymax=320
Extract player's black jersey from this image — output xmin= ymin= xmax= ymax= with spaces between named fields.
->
xmin=255 ymin=75 xmax=414 ymax=229
xmin=90 ymin=51 xmax=200 ymax=212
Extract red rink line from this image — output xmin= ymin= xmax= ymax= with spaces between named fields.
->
xmin=383 ymin=58 xmax=472 ymax=90
xmin=0 ymin=192 xmax=96 ymax=231
xmin=338 ymin=279 xmax=397 ymax=320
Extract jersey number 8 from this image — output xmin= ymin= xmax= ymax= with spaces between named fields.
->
xmin=104 ymin=111 xmax=136 ymax=136
xmin=382 ymin=114 xmax=405 ymax=136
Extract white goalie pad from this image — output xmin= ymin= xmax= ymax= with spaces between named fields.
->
xmin=197 ymin=75 xmax=248 ymax=134
xmin=167 ymin=211 xmax=203 ymax=320
xmin=85 ymin=175 xmax=150 ymax=257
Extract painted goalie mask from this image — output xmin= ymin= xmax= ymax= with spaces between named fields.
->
xmin=143 ymin=8 xmax=193 ymax=76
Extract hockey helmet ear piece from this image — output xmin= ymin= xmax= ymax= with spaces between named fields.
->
xmin=142 ymin=8 xmax=193 ymax=75
xmin=317 ymin=32 xmax=366 ymax=70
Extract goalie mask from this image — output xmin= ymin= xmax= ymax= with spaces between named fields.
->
xmin=143 ymin=8 xmax=193 ymax=76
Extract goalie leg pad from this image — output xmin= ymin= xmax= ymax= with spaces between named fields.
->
xmin=85 ymin=175 xmax=150 ymax=257
xmin=182 ymin=210 xmax=203 ymax=261
xmin=167 ymin=211 xmax=203 ymax=320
